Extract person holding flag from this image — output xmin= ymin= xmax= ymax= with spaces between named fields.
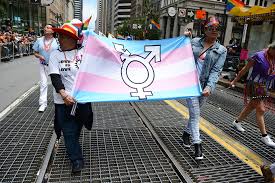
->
xmin=182 ymin=16 xmax=227 ymax=160
xmin=33 ymin=24 xmax=59 ymax=112
xmin=49 ymin=19 xmax=93 ymax=174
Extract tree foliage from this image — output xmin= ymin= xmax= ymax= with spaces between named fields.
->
xmin=115 ymin=0 xmax=160 ymax=40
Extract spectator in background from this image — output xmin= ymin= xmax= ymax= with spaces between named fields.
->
xmin=33 ymin=25 xmax=59 ymax=112
xmin=184 ymin=28 xmax=193 ymax=38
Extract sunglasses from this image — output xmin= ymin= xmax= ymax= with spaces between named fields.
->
xmin=206 ymin=26 xmax=222 ymax=32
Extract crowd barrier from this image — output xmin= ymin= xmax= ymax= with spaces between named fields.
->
xmin=0 ymin=42 xmax=35 ymax=62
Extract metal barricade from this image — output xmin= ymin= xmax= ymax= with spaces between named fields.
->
xmin=0 ymin=41 xmax=35 ymax=62
xmin=0 ymin=43 xmax=11 ymax=61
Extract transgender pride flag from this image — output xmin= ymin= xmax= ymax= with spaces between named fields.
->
xmin=72 ymin=31 xmax=201 ymax=103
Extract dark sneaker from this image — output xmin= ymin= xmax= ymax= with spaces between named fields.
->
xmin=194 ymin=143 xmax=203 ymax=160
xmin=261 ymin=164 xmax=273 ymax=183
xmin=72 ymin=159 xmax=84 ymax=174
xmin=182 ymin=132 xmax=191 ymax=147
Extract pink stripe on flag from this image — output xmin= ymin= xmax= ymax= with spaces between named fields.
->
xmin=75 ymin=71 xmax=199 ymax=94
xmin=85 ymin=36 xmax=194 ymax=68
xmin=84 ymin=36 xmax=122 ymax=63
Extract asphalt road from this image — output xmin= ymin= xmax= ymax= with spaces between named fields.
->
xmin=0 ymin=56 xmax=40 ymax=112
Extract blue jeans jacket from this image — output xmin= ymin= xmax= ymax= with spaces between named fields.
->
xmin=191 ymin=37 xmax=227 ymax=93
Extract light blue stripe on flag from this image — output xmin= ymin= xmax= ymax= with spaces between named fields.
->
xmin=73 ymin=85 xmax=201 ymax=103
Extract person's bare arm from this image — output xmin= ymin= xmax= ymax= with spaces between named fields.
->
xmin=230 ymin=59 xmax=255 ymax=87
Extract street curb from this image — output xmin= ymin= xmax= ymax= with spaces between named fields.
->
xmin=0 ymin=82 xmax=40 ymax=121
xmin=218 ymin=78 xmax=244 ymax=93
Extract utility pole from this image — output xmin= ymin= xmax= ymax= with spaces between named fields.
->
xmin=222 ymin=0 xmax=228 ymax=44
xmin=29 ymin=0 xmax=33 ymax=29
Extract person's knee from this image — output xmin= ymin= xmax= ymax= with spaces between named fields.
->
xmin=256 ymin=105 xmax=265 ymax=114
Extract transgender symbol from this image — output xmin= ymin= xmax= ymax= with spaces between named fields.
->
xmin=113 ymin=43 xmax=161 ymax=99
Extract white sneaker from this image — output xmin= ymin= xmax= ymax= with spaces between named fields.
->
xmin=261 ymin=136 xmax=275 ymax=148
xmin=232 ymin=121 xmax=245 ymax=132
xmin=38 ymin=105 xmax=47 ymax=113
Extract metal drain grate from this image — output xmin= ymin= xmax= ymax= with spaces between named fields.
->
xmin=200 ymin=102 xmax=275 ymax=163
xmin=154 ymin=127 xmax=264 ymax=182
xmin=18 ymin=86 xmax=54 ymax=108
xmin=136 ymin=101 xmax=264 ymax=182
xmin=191 ymin=163 xmax=264 ymax=183
xmin=154 ymin=127 xmax=241 ymax=169
xmin=0 ymin=88 xmax=55 ymax=183
xmin=136 ymin=102 xmax=185 ymax=127
xmin=0 ymin=106 xmax=54 ymax=135
xmin=48 ymin=129 xmax=182 ymax=183
xmin=92 ymin=103 xmax=144 ymax=129
xmin=208 ymin=86 xmax=275 ymax=136
xmin=178 ymin=97 xmax=275 ymax=163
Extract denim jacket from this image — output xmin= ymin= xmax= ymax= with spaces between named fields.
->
xmin=191 ymin=37 xmax=227 ymax=93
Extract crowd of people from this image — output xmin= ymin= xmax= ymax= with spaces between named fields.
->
xmin=0 ymin=31 xmax=37 ymax=61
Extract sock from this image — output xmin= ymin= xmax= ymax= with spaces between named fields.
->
xmin=262 ymin=134 xmax=268 ymax=137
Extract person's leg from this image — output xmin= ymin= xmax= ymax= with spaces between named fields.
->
xmin=39 ymin=64 xmax=48 ymax=111
xmin=255 ymin=100 xmax=275 ymax=148
xmin=55 ymin=104 xmax=84 ymax=162
xmin=233 ymin=100 xmax=256 ymax=132
xmin=255 ymin=100 xmax=267 ymax=135
xmin=185 ymin=97 xmax=203 ymax=160
xmin=237 ymin=100 xmax=256 ymax=121
xmin=184 ymin=97 xmax=201 ymax=144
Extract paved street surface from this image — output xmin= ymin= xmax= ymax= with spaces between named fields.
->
xmin=0 ymin=56 xmax=40 ymax=113
xmin=0 ymin=58 xmax=274 ymax=182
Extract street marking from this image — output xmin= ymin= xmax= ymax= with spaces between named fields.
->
xmin=0 ymin=83 xmax=40 ymax=121
xmin=165 ymin=100 xmax=270 ymax=175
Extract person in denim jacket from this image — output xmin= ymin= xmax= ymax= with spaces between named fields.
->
xmin=182 ymin=16 xmax=227 ymax=160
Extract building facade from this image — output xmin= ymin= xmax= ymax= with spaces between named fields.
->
xmin=65 ymin=0 xmax=74 ymax=21
xmin=160 ymin=0 xmax=226 ymax=41
xmin=160 ymin=0 xmax=274 ymax=46
xmin=46 ymin=0 xmax=66 ymax=27
xmin=0 ymin=0 xmax=47 ymax=34
xmin=96 ymin=0 xmax=108 ymax=34
xmin=106 ymin=0 xmax=114 ymax=34
xmin=74 ymin=0 xmax=82 ymax=21
xmin=131 ymin=0 xmax=144 ymax=18
xmin=151 ymin=0 xmax=161 ymax=13
xmin=238 ymin=0 xmax=274 ymax=53
xmin=113 ymin=0 xmax=131 ymax=30
xmin=97 ymin=0 xmax=131 ymax=34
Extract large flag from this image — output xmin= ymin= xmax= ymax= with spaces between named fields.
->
xmin=226 ymin=0 xmax=245 ymax=11
xmin=72 ymin=31 xmax=201 ymax=103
